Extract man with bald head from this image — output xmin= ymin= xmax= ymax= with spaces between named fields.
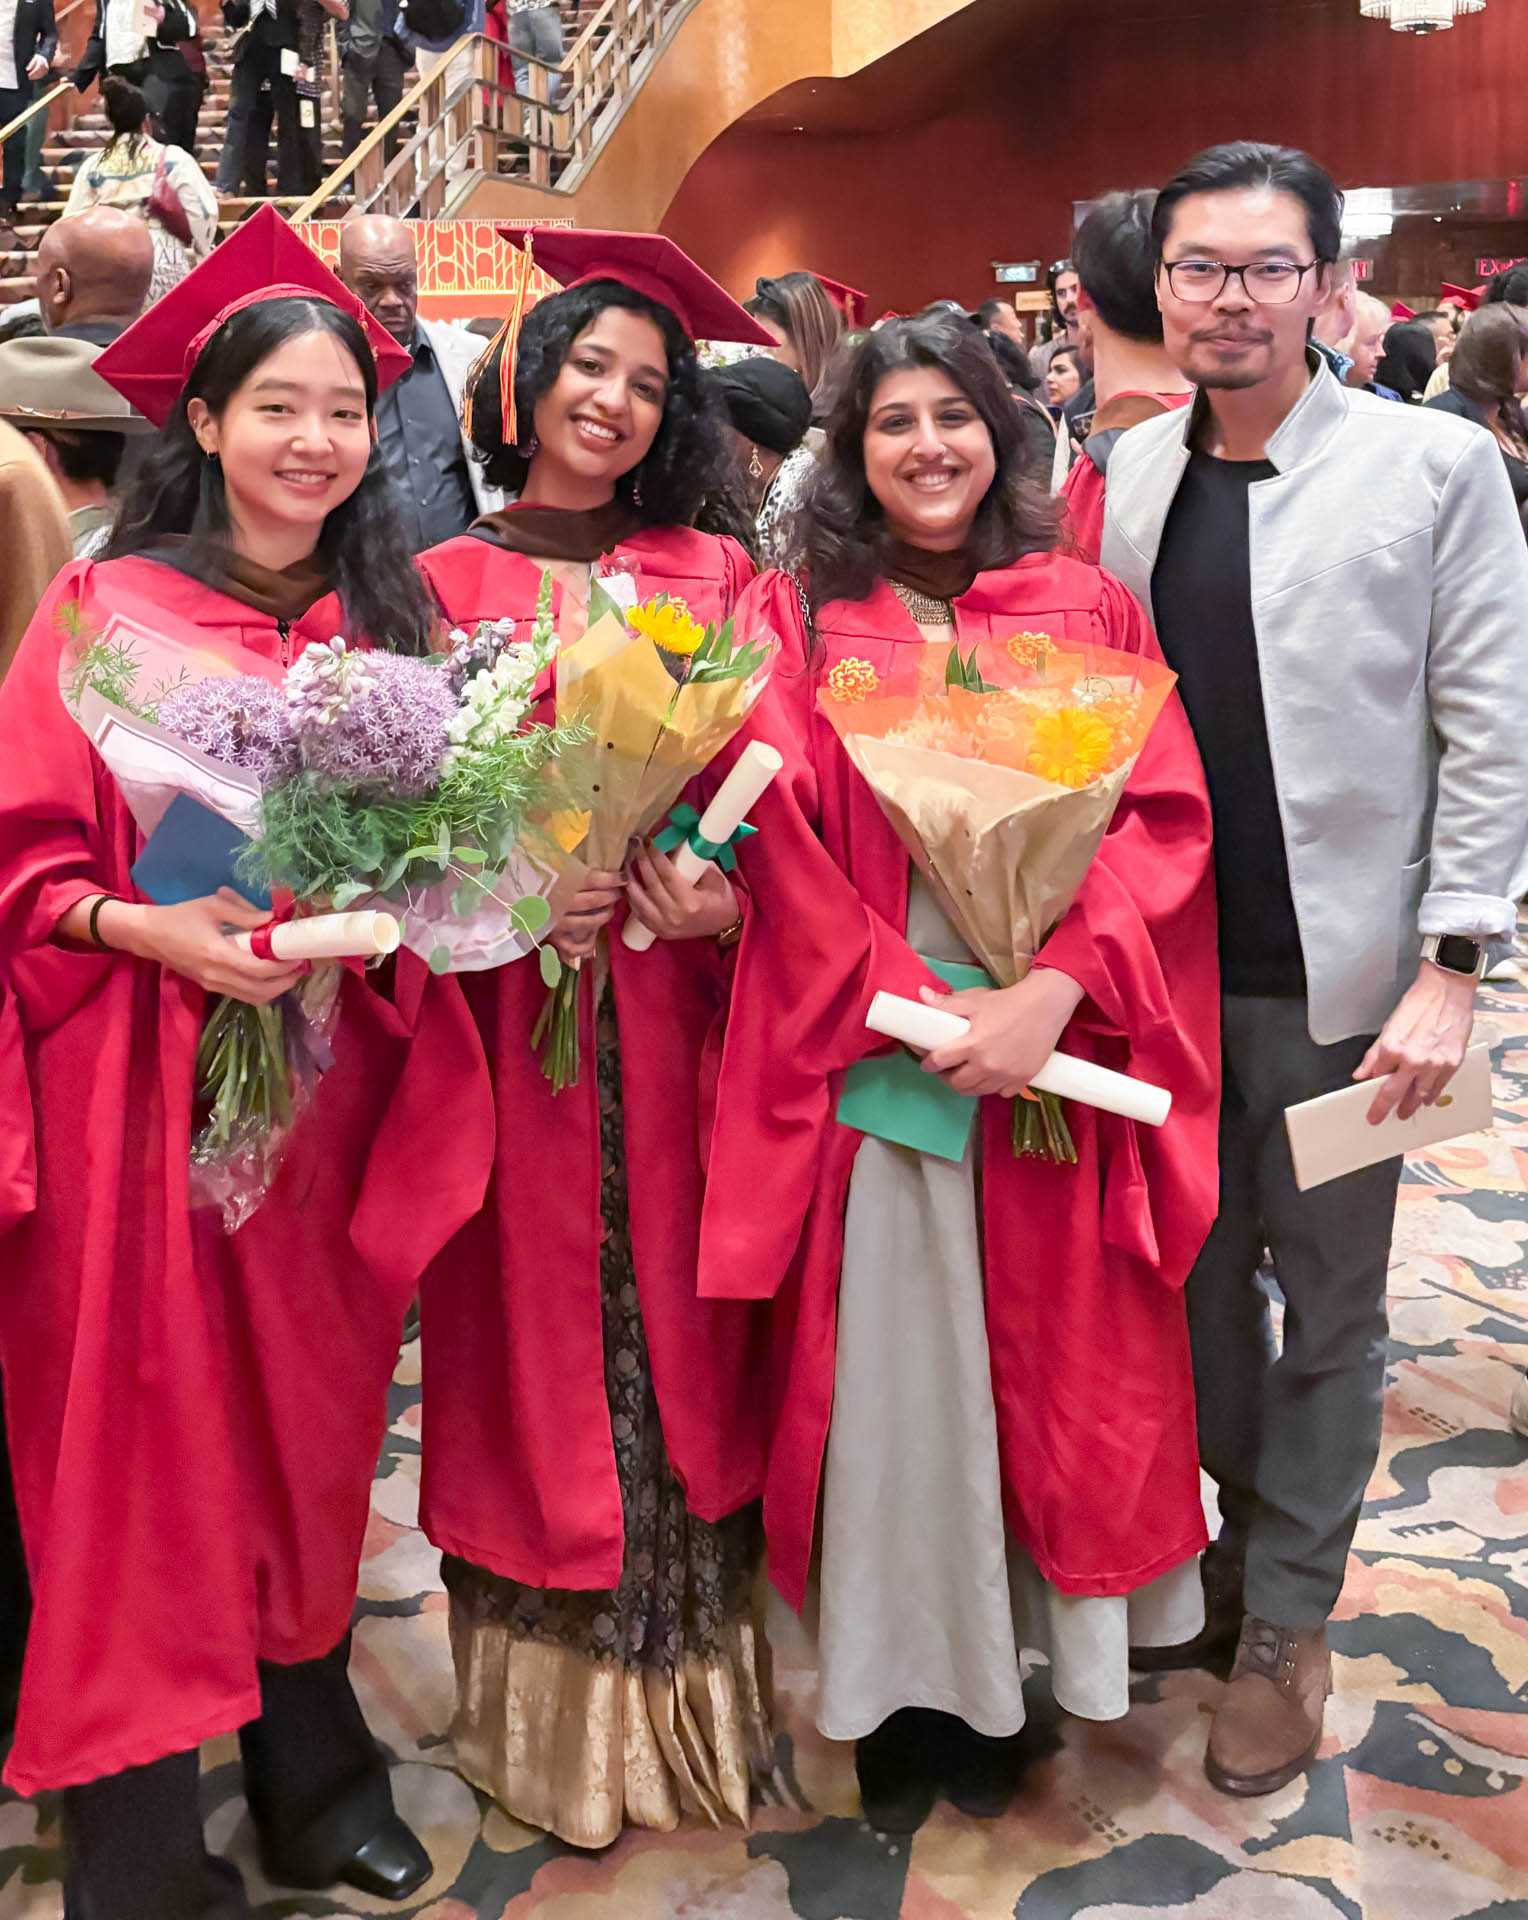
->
xmin=34 ymin=208 xmax=154 ymax=345
xmin=337 ymin=214 xmax=501 ymax=552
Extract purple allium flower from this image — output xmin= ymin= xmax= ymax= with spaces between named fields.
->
xmin=157 ymin=674 xmax=297 ymax=787
xmin=290 ymin=649 xmax=457 ymax=796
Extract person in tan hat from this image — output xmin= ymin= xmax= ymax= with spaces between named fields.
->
xmin=0 ymin=333 xmax=154 ymax=557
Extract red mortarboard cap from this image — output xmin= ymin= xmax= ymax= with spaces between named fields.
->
xmin=495 ymin=225 xmax=775 ymax=347
xmin=1440 ymin=281 xmax=1486 ymax=311
xmin=813 ymin=273 xmax=868 ymax=328
xmin=94 ymin=204 xmax=412 ymax=429
xmin=1390 ymin=301 xmax=1416 ymax=322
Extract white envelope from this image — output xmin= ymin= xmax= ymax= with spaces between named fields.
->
xmin=280 ymin=46 xmax=300 ymax=74
xmin=1285 ymin=1042 xmax=1494 ymax=1192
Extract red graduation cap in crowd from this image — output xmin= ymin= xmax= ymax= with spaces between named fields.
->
xmin=496 ymin=225 xmax=774 ymax=348
xmin=94 ymin=203 xmax=413 ymax=429
xmin=1440 ymin=281 xmax=1487 ymax=310
xmin=1390 ymin=301 xmax=1416 ymax=322
xmin=813 ymin=273 xmax=868 ymax=328
xmin=480 ymin=224 xmax=775 ymax=442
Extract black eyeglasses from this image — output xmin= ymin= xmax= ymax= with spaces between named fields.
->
xmin=1163 ymin=259 xmax=1322 ymax=306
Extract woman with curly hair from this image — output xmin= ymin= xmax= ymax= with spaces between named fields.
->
xmin=0 ymin=211 xmax=438 ymax=1916
xmin=411 ymin=229 xmax=779 ymax=1849
xmin=699 ymin=310 xmax=1221 ymax=1832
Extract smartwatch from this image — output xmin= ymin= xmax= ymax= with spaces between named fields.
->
xmin=1421 ymin=933 xmax=1485 ymax=979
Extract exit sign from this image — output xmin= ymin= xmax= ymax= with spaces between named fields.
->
xmin=1479 ymin=256 xmax=1526 ymax=276
xmin=1351 ymin=259 xmax=1373 ymax=280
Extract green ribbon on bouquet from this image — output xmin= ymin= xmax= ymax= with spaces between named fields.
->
xmin=652 ymin=803 xmax=758 ymax=873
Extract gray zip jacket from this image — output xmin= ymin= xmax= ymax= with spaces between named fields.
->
xmin=1102 ymin=363 xmax=1528 ymax=1044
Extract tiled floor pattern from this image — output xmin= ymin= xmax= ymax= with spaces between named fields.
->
xmin=6 ymin=982 xmax=1528 ymax=1917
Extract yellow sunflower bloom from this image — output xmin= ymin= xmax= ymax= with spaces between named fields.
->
xmin=1027 ymin=707 xmax=1114 ymax=788
xmin=630 ymin=596 xmax=708 ymax=657
xmin=826 ymin=656 xmax=881 ymax=703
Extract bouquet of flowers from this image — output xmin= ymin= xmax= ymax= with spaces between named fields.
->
xmin=816 ymin=629 xmax=1177 ymax=1159
xmin=532 ymin=580 xmax=774 ymax=1089
xmin=59 ymin=576 xmax=586 ymax=1225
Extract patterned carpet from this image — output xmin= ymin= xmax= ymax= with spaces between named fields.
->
xmin=5 ymin=981 xmax=1528 ymax=1918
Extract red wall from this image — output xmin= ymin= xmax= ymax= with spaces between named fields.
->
xmin=663 ymin=0 xmax=1528 ymax=315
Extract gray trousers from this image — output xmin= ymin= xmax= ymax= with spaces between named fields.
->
xmin=1188 ymin=995 xmax=1401 ymax=1630
xmin=507 ymin=3 xmax=565 ymax=95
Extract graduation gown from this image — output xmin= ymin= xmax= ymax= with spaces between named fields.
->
xmin=0 ymin=555 xmax=478 ymax=1796
xmin=699 ymin=556 xmax=1221 ymax=1615
xmin=410 ymin=525 xmax=770 ymax=1592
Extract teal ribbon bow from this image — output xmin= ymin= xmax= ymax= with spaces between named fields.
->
xmin=653 ymin=803 xmax=758 ymax=872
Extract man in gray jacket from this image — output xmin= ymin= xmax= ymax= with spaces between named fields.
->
xmin=1102 ymin=142 xmax=1528 ymax=1800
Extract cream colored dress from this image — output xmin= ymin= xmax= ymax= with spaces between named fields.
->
xmin=815 ymin=874 xmax=1203 ymax=1740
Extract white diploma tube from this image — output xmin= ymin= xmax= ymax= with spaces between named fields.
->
xmin=622 ymin=740 xmax=785 ymax=952
xmin=230 ymin=909 xmax=402 ymax=961
xmin=865 ymin=989 xmax=1173 ymax=1128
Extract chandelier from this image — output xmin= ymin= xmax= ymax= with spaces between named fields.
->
xmin=1359 ymin=0 xmax=1484 ymax=31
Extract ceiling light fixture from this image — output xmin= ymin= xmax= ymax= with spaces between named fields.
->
xmin=1359 ymin=0 xmax=1484 ymax=33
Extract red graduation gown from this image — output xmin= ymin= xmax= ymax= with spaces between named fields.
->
xmin=410 ymin=526 xmax=770 ymax=1592
xmin=699 ymin=557 xmax=1220 ymax=1612
xmin=0 ymin=556 xmax=477 ymax=1795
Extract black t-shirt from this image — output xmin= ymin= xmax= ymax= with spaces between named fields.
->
xmin=1151 ymin=448 xmax=1306 ymax=997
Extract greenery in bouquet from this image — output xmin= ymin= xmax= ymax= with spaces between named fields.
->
xmin=61 ymin=576 xmax=585 ymax=1220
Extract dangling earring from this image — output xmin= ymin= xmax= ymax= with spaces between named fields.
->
xmin=632 ymin=469 xmax=645 ymax=509
xmin=747 ymin=444 xmax=764 ymax=480
xmin=524 ymin=432 xmax=540 ymax=461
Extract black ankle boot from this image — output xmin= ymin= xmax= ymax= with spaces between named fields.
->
xmin=855 ymin=1708 xmax=942 ymax=1833
xmin=938 ymin=1716 xmax=1027 ymax=1819
xmin=259 ymin=1809 xmax=431 ymax=1901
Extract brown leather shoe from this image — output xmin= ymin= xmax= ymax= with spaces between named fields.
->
xmin=1205 ymin=1617 xmax=1331 ymax=1797
xmin=1130 ymin=1543 xmax=1244 ymax=1675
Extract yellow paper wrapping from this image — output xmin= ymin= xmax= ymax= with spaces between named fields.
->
xmin=554 ymin=610 xmax=756 ymax=871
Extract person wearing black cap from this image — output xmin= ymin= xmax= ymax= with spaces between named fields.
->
xmin=410 ymin=227 xmax=779 ymax=1850
xmin=1374 ymin=319 xmax=1437 ymax=403
xmin=711 ymin=353 xmax=812 ymax=567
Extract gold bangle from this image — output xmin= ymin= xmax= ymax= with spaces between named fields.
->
xmin=716 ymin=911 xmax=744 ymax=951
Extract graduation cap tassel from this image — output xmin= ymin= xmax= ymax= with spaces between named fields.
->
xmin=502 ymin=232 xmax=536 ymax=448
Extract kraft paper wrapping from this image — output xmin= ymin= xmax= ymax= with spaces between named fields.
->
xmin=555 ymin=611 xmax=756 ymax=871
xmin=844 ymin=734 xmax=1135 ymax=986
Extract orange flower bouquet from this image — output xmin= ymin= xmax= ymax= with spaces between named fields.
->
xmin=817 ymin=630 xmax=1177 ymax=1158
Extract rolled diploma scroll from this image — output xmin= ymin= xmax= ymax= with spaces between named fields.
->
xmin=230 ymin=910 xmax=402 ymax=961
xmin=865 ymin=990 xmax=1173 ymax=1127
xmin=622 ymin=740 xmax=786 ymax=952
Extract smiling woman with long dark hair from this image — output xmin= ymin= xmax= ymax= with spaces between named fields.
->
xmin=409 ymin=229 xmax=779 ymax=1850
xmin=0 ymin=214 xmax=439 ymax=1918
xmin=699 ymin=307 xmax=1221 ymax=1833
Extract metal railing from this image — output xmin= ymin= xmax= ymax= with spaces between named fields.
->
xmin=293 ymin=0 xmax=693 ymax=224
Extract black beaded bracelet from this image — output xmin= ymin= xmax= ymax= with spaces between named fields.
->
xmin=87 ymin=895 xmax=118 ymax=950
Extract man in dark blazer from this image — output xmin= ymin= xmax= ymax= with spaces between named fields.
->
xmin=0 ymin=0 xmax=57 ymax=218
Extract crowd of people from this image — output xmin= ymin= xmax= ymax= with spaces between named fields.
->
xmin=0 ymin=0 xmax=573 ymax=228
xmin=1 ymin=135 xmax=1527 ymax=1920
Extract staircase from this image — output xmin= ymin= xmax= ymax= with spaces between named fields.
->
xmin=1 ymin=23 xmax=356 ymax=303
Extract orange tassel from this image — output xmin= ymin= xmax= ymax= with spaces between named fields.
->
xmin=462 ymin=231 xmax=536 ymax=448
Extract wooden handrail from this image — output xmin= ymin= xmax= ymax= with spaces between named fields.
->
xmin=0 ymin=79 xmax=71 ymax=148
xmin=294 ymin=0 xmax=687 ymax=225
xmin=291 ymin=36 xmax=476 ymax=223
xmin=0 ymin=0 xmax=112 ymax=147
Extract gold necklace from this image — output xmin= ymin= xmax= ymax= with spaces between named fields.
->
xmin=891 ymin=579 xmax=955 ymax=625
